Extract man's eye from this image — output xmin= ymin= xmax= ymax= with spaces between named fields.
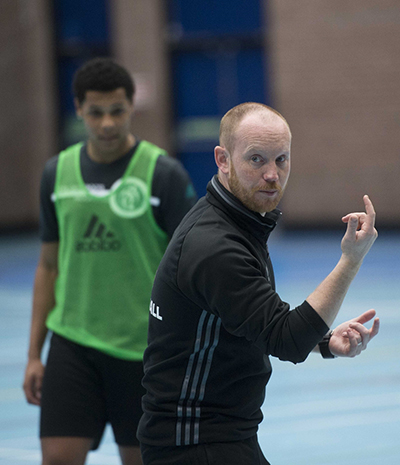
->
xmin=251 ymin=156 xmax=262 ymax=163
xmin=112 ymin=109 xmax=124 ymax=116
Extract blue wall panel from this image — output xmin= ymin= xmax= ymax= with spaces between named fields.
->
xmin=168 ymin=0 xmax=263 ymax=35
xmin=172 ymin=53 xmax=220 ymax=117
xmin=54 ymin=0 xmax=110 ymax=45
xmin=168 ymin=0 xmax=268 ymax=196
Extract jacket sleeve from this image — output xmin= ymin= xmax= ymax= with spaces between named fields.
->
xmin=177 ymin=231 xmax=328 ymax=364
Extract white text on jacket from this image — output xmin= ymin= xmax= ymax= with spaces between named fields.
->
xmin=150 ymin=300 xmax=163 ymax=321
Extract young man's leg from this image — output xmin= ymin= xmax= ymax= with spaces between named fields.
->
xmin=40 ymin=334 xmax=107 ymax=464
xmin=119 ymin=445 xmax=143 ymax=465
xmin=41 ymin=437 xmax=93 ymax=465
xmin=101 ymin=357 xmax=146 ymax=465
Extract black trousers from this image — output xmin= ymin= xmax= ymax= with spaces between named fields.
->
xmin=41 ymin=333 xmax=145 ymax=449
xmin=140 ymin=436 xmax=271 ymax=465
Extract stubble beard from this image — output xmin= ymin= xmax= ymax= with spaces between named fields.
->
xmin=228 ymin=163 xmax=284 ymax=214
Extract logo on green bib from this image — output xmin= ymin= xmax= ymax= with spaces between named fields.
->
xmin=75 ymin=215 xmax=121 ymax=252
xmin=109 ymin=177 xmax=149 ymax=218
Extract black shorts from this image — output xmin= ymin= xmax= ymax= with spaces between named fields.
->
xmin=40 ymin=333 xmax=145 ymax=449
xmin=140 ymin=436 xmax=270 ymax=465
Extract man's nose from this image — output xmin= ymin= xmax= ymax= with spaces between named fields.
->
xmin=262 ymin=163 xmax=279 ymax=182
xmin=101 ymin=114 xmax=115 ymax=129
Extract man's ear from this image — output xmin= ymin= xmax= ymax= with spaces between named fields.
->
xmin=214 ymin=146 xmax=229 ymax=174
xmin=74 ymin=98 xmax=83 ymax=119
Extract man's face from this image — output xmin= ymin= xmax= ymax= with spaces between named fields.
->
xmin=226 ymin=113 xmax=291 ymax=214
xmin=75 ymin=87 xmax=134 ymax=159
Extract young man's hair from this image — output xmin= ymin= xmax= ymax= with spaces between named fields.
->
xmin=219 ymin=102 xmax=291 ymax=154
xmin=73 ymin=57 xmax=135 ymax=104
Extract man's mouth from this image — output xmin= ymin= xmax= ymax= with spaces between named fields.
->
xmin=99 ymin=135 xmax=118 ymax=141
xmin=259 ymin=190 xmax=278 ymax=197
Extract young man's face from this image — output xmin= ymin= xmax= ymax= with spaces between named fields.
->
xmin=225 ymin=113 xmax=291 ymax=214
xmin=75 ymin=87 xmax=134 ymax=160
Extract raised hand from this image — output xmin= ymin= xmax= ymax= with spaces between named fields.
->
xmin=341 ymin=195 xmax=378 ymax=265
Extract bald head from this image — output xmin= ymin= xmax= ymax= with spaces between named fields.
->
xmin=214 ymin=102 xmax=292 ymax=213
xmin=219 ymin=102 xmax=291 ymax=154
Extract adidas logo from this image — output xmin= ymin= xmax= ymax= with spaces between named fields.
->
xmin=75 ymin=215 xmax=122 ymax=252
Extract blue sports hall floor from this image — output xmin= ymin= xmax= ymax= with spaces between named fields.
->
xmin=0 ymin=228 xmax=399 ymax=464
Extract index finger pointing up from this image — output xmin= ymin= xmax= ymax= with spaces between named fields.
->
xmin=363 ymin=195 xmax=376 ymax=225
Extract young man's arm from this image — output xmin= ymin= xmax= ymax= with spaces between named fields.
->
xmin=23 ymin=242 xmax=58 ymax=405
xmin=152 ymin=156 xmax=197 ymax=237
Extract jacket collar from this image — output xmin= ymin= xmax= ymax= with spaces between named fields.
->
xmin=206 ymin=175 xmax=281 ymax=243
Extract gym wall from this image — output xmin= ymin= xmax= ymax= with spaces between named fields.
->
xmin=0 ymin=0 xmax=398 ymax=229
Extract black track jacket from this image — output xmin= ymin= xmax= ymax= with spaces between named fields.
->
xmin=137 ymin=176 xmax=329 ymax=447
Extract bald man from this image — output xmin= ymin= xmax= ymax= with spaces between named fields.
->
xmin=137 ymin=102 xmax=379 ymax=465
